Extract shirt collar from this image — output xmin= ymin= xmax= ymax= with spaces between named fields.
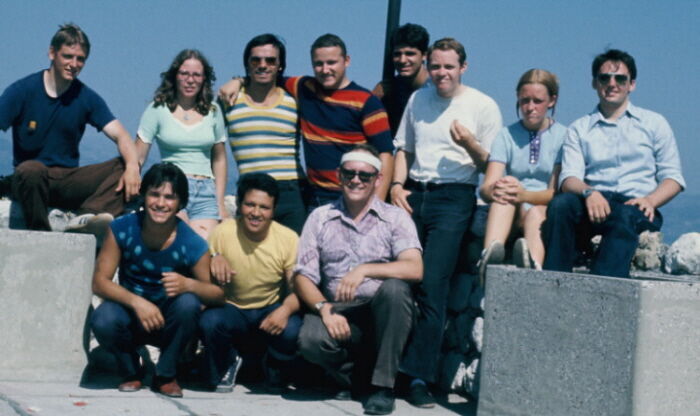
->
xmin=325 ymin=195 xmax=388 ymax=224
xmin=587 ymin=101 xmax=640 ymax=130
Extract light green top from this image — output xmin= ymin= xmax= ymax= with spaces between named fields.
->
xmin=137 ymin=101 xmax=226 ymax=178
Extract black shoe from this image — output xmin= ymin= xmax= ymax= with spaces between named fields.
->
xmin=216 ymin=354 xmax=243 ymax=393
xmin=364 ymin=387 xmax=395 ymax=415
xmin=263 ymin=354 xmax=287 ymax=393
xmin=406 ymin=382 xmax=436 ymax=408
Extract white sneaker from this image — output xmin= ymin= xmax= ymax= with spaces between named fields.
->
xmin=65 ymin=213 xmax=114 ymax=238
xmin=477 ymin=240 xmax=505 ymax=287
xmin=513 ymin=238 xmax=532 ymax=269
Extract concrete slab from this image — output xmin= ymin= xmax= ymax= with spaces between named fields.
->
xmin=0 ymin=230 xmax=95 ymax=381
xmin=477 ymin=266 xmax=700 ymax=416
xmin=0 ymin=378 xmax=475 ymax=416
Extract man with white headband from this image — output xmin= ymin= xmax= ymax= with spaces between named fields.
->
xmin=294 ymin=144 xmax=423 ymax=415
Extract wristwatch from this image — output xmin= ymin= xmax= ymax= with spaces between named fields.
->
xmin=314 ymin=301 xmax=328 ymax=313
xmin=582 ymin=188 xmax=595 ymax=198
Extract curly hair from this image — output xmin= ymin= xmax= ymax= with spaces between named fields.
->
xmin=153 ymin=49 xmax=216 ymax=115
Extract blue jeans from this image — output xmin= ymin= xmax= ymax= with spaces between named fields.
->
xmin=199 ymin=302 xmax=302 ymax=386
xmin=274 ymin=180 xmax=307 ymax=234
xmin=542 ymin=191 xmax=662 ymax=278
xmin=91 ymin=293 xmax=202 ymax=379
xmin=400 ymin=182 xmax=475 ymax=383
xmin=184 ymin=177 xmax=219 ymax=220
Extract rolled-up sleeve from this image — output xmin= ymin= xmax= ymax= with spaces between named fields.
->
xmin=390 ymin=208 xmax=422 ymax=258
xmin=652 ymin=115 xmax=686 ymax=190
xmin=294 ymin=210 xmax=323 ymax=285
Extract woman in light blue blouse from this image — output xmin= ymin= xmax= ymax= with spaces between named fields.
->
xmin=136 ymin=49 xmax=228 ymax=239
xmin=478 ymin=69 xmax=565 ymax=280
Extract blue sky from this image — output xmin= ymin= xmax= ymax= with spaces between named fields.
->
xmin=1 ymin=0 xmax=698 ymax=240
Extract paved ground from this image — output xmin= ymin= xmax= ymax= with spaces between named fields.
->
xmin=0 ymin=375 xmax=477 ymax=416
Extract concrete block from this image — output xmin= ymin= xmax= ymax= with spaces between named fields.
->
xmin=0 ymin=229 xmax=95 ymax=381
xmin=478 ymin=266 xmax=700 ymax=416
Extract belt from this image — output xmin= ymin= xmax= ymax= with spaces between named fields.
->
xmin=405 ymin=178 xmax=474 ymax=192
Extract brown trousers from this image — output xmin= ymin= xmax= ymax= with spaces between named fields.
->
xmin=12 ymin=158 xmax=126 ymax=231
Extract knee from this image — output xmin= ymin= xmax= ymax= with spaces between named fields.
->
xmin=91 ymin=302 xmax=128 ymax=339
xmin=298 ymin=323 xmax=329 ymax=361
xmin=171 ymin=293 xmax=202 ymax=319
xmin=605 ymin=206 xmax=640 ymax=237
xmin=13 ymin=161 xmax=47 ymax=184
xmin=199 ymin=308 xmax=226 ymax=336
xmin=524 ymin=205 xmax=546 ymax=226
xmin=375 ymin=279 xmax=413 ymax=307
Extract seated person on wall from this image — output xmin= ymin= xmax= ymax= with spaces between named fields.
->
xmin=294 ymin=144 xmax=423 ymax=415
xmin=135 ymin=49 xmax=228 ymax=240
xmin=225 ymin=34 xmax=307 ymax=234
xmin=90 ymin=163 xmax=224 ymax=398
xmin=478 ymin=69 xmax=566 ymax=283
xmin=0 ymin=23 xmax=140 ymax=234
xmin=542 ymin=49 xmax=685 ymax=278
xmin=200 ymin=173 xmax=302 ymax=393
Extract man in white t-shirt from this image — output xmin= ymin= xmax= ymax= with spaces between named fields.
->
xmin=390 ymin=37 xmax=502 ymax=407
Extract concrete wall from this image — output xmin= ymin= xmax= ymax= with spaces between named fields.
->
xmin=477 ymin=266 xmax=700 ymax=416
xmin=0 ymin=229 xmax=95 ymax=381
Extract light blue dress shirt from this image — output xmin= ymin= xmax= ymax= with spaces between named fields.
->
xmin=559 ymin=102 xmax=685 ymax=198
xmin=489 ymin=121 xmax=566 ymax=192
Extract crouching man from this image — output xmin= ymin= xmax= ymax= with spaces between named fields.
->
xmin=91 ymin=163 xmax=224 ymax=397
xmin=294 ymin=145 xmax=423 ymax=415
xmin=200 ymin=173 xmax=302 ymax=392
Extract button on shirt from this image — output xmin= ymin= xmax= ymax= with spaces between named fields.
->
xmin=294 ymin=196 xmax=422 ymax=301
xmin=559 ymin=102 xmax=685 ymax=198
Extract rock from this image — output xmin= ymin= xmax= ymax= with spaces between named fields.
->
xmin=461 ymin=356 xmax=480 ymax=397
xmin=470 ymin=317 xmax=484 ymax=353
xmin=448 ymin=273 xmax=477 ymax=313
xmin=468 ymin=286 xmax=485 ymax=311
xmin=0 ymin=199 xmax=9 ymax=229
xmin=664 ymin=232 xmax=700 ymax=275
xmin=632 ymin=231 xmax=664 ymax=271
xmin=439 ymin=351 xmax=465 ymax=392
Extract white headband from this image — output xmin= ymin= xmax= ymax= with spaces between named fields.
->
xmin=340 ymin=151 xmax=382 ymax=171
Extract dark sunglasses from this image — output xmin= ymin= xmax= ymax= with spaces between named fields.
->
xmin=339 ymin=167 xmax=377 ymax=183
xmin=596 ymin=73 xmax=629 ymax=85
xmin=249 ymin=56 xmax=278 ymax=66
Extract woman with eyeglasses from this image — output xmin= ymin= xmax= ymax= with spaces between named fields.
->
xmin=477 ymin=69 xmax=566 ymax=283
xmin=135 ymin=49 xmax=228 ymax=239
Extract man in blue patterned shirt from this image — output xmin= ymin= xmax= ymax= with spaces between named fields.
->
xmin=542 ymin=49 xmax=685 ymax=277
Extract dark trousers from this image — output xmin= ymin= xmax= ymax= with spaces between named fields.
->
xmin=91 ymin=293 xmax=202 ymax=379
xmin=273 ymin=180 xmax=307 ymax=235
xmin=298 ymin=279 xmax=414 ymax=389
xmin=400 ymin=182 xmax=475 ymax=383
xmin=12 ymin=158 xmax=126 ymax=230
xmin=542 ymin=191 xmax=662 ymax=278
xmin=199 ymin=302 xmax=302 ymax=386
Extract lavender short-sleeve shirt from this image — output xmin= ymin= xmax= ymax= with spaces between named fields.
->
xmin=295 ymin=196 xmax=422 ymax=301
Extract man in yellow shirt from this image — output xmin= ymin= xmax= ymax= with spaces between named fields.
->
xmin=200 ymin=173 xmax=300 ymax=392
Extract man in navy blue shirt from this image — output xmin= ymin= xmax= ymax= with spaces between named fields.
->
xmin=0 ymin=23 xmax=140 ymax=233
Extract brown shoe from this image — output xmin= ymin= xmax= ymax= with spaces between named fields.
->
xmin=118 ymin=379 xmax=142 ymax=392
xmin=155 ymin=378 xmax=183 ymax=398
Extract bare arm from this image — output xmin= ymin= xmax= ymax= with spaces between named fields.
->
xmin=390 ymin=149 xmax=414 ymax=213
xmin=211 ymin=142 xmax=228 ymax=218
xmin=218 ymin=78 xmax=243 ymax=107
xmin=103 ymin=119 xmax=141 ymax=201
xmin=134 ymin=136 xmax=151 ymax=167
xmin=334 ymin=247 xmax=423 ymax=302
xmin=480 ymin=161 xmax=506 ymax=202
xmin=450 ymin=120 xmax=489 ymax=172
xmin=259 ymin=269 xmax=301 ymax=336
xmin=375 ymin=152 xmax=394 ymax=201
xmin=294 ymin=272 xmax=351 ymax=341
xmin=625 ymin=178 xmax=682 ymax=222
xmin=161 ymin=252 xmax=225 ymax=306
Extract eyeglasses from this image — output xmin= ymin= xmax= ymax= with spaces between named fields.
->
xmin=177 ymin=70 xmax=204 ymax=80
xmin=596 ymin=73 xmax=630 ymax=85
xmin=249 ymin=56 xmax=278 ymax=66
xmin=339 ymin=168 xmax=377 ymax=183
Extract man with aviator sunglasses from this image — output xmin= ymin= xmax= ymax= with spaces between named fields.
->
xmin=294 ymin=145 xmax=422 ymax=415
xmin=542 ymin=48 xmax=685 ymax=278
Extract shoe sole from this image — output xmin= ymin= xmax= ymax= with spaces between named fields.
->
xmin=364 ymin=403 xmax=396 ymax=415
xmin=513 ymin=238 xmax=532 ymax=269
xmin=65 ymin=213 xmax=114 ymax=236
xmin=478 ymin=241 xmax=505 ymax=287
